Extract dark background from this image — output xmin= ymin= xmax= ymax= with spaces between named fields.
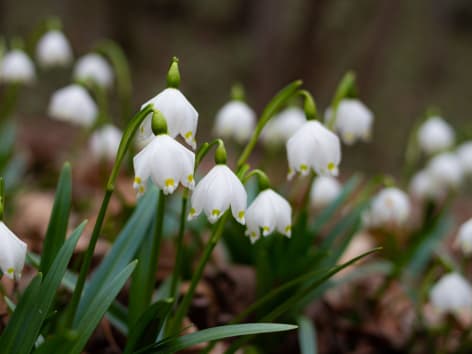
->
xmin=2 ymin=0 xmax=472 ymax=175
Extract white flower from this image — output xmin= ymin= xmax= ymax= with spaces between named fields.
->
xmin=418 ymin=117 xmax=454 ymax=155
xmin=325 ymin=99 xmax=373 ymax=145
xmin=73 ymin=53 xmax=113 ymax=88
xmin=89 ymin=124 xmax=122 ymax=161
xmin=0 ymin=50 xmax=35 ymax=84
xmin=36 ymin=30 xmax=73 ymax=68
xmin=409 ymin=170 xmax=444 ymax=200
xmin=286 ymin=120 xmax=341 ymax=179
xmin=189 ymin=164 xmax=247 ymax=224
xmin=261 ymin=107 xmax=305 ymax=147
xmin=214 ymin=101 xmax=256 ymax=144
xmin=457 ymin=219 xmax=472 ymax=255
xmin=245 ymin=189 xmax=292 ymax=243
xmin=427 ymin=152 xmax=463 ymax=190
xmin=48 ymin=84 xmax=98 ymax=127
xmin=310 ymin=176 xmax=342 ymax=208
xmin=430 ymin=273 xmax=472 ymax=314
xmin=139 ymin=88 xmax=199 ymax=149
xmin=363 ymin=187 xmax=410 ymax=229
xmin=457 ymin=142 xmax=472 ymax=175
xmin=0 ymin=222 xmax=27 ymax=280
xmin=133 ymin=134 xmax=195 ymax=196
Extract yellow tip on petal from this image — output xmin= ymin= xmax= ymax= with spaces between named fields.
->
xmin=187 ymin=174 xmax=194 ymax=183
xmin=185 ymin=131 xmax=193 ymax=139
xmin=138 ymin=185 xmax=145 ymax=194
xmin=300 ymin=164 xmax=308 ymax=172
xmin=212 ymin=209 xmax=221 ymax=217
xmin=285 ymin=225 xmax=292 ymax=233
xmin=238 ymin=211 xmax=245 ymax=219
xmin=189 ymin=207 xmax=196 ymax=216
xmin=165 ymin=178 xmax=175 ymax=187
xmin=327 ymin=162 xmax=336 ymax=171
xmin=7 ymin=267 xmax=14 ymax=274
xmin=134 ymin=176 xmax=142 ymax=184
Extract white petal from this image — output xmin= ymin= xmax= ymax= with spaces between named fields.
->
xmin=214 ymin=101 xmax=256 ymax=143
xmin=0 ymin=50 xmax=35 ymax=84
xmin=0 ymin=222 xmax=27 ymax=279
xmin=73 ymin=53 xmax=113 ymax=88
xmin=36 ymin=30 xmax=73 ymax=68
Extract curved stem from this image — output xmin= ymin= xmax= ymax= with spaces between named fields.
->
xmin=237 ymin=80 xmax=303 ymax=171
xmin=170 ymin=213 xmax=229 ymax=334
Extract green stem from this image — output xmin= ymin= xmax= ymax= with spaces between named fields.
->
xmin=170 ymin=213 xmax=229 ymax=334
xmin=0 ymin=84 xmax=19 ymax=122
xmin=170 ymin=191 xmax=188 ymax=299
xmin=237 ymin=80 xmax=302 ymax=171
xmin=66 ymin=187 xmax=112 ymax=326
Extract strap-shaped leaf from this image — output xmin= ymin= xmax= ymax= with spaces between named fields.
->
xmin=40 ymin=162 xmax=72 ymax=275
xmin=297 ymin=316 xmax=317 ymax=354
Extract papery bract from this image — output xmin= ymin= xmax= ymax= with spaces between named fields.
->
xmin=189 ymin=165 xmax=247 ymax=224
xmin=245 ymin=189 xmax=292 ymax=243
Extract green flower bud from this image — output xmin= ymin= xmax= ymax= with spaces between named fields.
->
xmin=167 ymin=56 xmax=181 ymax=89
xmin=151 ymin=109 xmax=168 ymax=135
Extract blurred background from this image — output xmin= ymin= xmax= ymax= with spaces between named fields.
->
xmin=2 ymin=0 xmax=472 ymax=175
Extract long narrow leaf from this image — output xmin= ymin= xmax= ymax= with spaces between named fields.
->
xmin=297 ymin=316 xmax=317 ymax=354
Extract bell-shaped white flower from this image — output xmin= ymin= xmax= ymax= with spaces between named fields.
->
xmin=133 ymin=134 xmax=195 ymax=196
xmin=89 ymin=124 xmax=122 ymax=161
xmin=48 ymin=84 xmax=98 ymax=127
xmin=286 ymin=120 xmax=341 ymax=179
xmin=245 ymin=189 xmax=292 ymax=243
xmin=456 ymin=219 xmax=472 ymax=255
xmin=0 ymin=221 xmax=27 ymax=280
xmin=430 ymin=273 xmax=472 ymax=314
xmin=0 ymin=50 xmax=35 ymax=84
xmin=214 ymin=101 xmax=256 ymax=144
xmin=427 ymin=152 xmax=463 ymax=190
xmin=138 ymin=88 xmax=199 ymax=149
xmin=409 ymin=170 xmax=444 ymax=201
xmin=36 ymin=30 xmax=73 ymax=68
xmin=189 ymin=164 xmax=247 ymax=224
xmin=73 ymin=53 xmax=113 ymax=88
xmin=418 ymin=117 xmax=454 ymax=155
xmin=325 ymin=99 xmax=373 ymax=145
xmin=457 ymin=142 xmax=472 ymax=175
xmin=261 ymin=107 xmax=305 ymax=147
xmin=310 ymin=176 xmax=341 ymax=208
xmin=363 ymin=187 xmax=410 ymax=229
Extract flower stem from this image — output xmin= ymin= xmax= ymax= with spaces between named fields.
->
xmin=170 ymin=190 xmax=188 ymax=299
xmin=0 ymin=83 xmax=19 ymax=122
xmin=170 ymin=213 xmax=228 ymax=334
xmin=66 ymin=187 xmax=112 ymax=327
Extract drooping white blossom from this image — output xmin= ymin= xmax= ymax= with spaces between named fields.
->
xmin=133 ymin=134 xmax=195 ymax=196
xmin=363 ymin=187 xmax=410 ymax=229
xmin=430 ymin=273 xmax=472 ymax=314
xmin=0 ymin=222 xmax=27 ymax=280
xmin=245 ymin=189 xmax=292 ymax=243
xmin=261 ymin=107 xmax=305 ymax=147
xmin=73 ymin=53 xmax=113 ymax=88
xmin=325 ymin=99 xmax=373 ymax=145
xmin=0 ymin=50 xmax=35 ymax=84
xmin=457 ymin=142 xmax=472 ymax=175
xmin=427 ymin=152 xmax=463 ymax=190
xmin=89 ymin=124 xmax=122 ymax=161
xmin=418 ymin=117 xmax=454 ymax=155
xmin=48 ymin=84 xmax=98 ymax=127
xmin=36 ymin=30 xmax=73 ymax=68
xmin=189 ymin=164 xmax=247 ymax=224
xmin=138 ymin=88 xmax=199 ymax=149
xmin=310 ymin=176 xmax=342 ymax=208
xmin=457 ymin=219 xmax=472 ymax=255
xmin=286 ymin=120 xmax=341 ymax=179
xmin=409 ymin=170 xmax=444 ymax=201
xmin=213 ymin=101 xmax=256 ymax=144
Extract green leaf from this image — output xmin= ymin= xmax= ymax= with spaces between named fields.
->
xmin=75 ymin=188 xmax=158 ymax=325
xmin=0 ymin=274 xmax=42 ymax=353
xmin=123 ymin=299 xmax=173 ymax=354
xmin=40 ymin=162 xmax=72 ymax=275
xmin=66 ymin=261 xmax=137 ymax=354
xmin=297 ymin=316 xmax=317 ymax=354
xmin=138 ymin=323 xmax=297 ymax=353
